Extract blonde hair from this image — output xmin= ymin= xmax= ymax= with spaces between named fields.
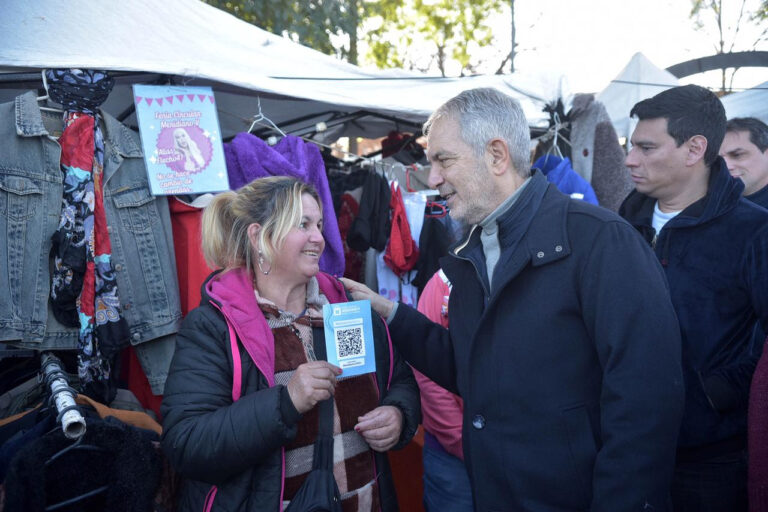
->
xmin=201 ymin=176 xmax=321 ymax=275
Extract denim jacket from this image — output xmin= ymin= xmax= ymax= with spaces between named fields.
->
xmin=0 ymin=91 xmax=182 ymax=351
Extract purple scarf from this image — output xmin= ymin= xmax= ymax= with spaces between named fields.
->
xmin=224 ymin=134 xmax=344 ymax=276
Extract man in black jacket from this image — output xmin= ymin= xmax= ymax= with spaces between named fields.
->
xmin=620 ymin=85 xmax=768 ymax=512
xmin=344 ymin=87 xmax=685 ymax=511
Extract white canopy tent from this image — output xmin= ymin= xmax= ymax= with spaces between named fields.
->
xmin=597 ymin=52 xmax=680 ymax=142
xmin=720 ymin=81 xmax=768 ymax=124
xmin=0 ymin=0 xmax=560 ymax=142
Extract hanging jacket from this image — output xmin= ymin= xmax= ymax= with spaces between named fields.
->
xmin=0 ymin=91 xmax=181 ymax=350
xmin=533 ymin=154 xmax=599 ymax=205
xmin=347 ymin=172 xmax=391 ymax=253
xmin=224 ymin=133 xmax=345 ymax=276
xmin=620 ymin=157 xmax=768 ymax=450
xmin=161 ymin=269 xmax=420 ymax=511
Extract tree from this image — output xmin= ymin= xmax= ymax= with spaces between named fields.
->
xmin=363 ymin=0 xmax=506 ymax=77
xmin=690 ymin=0 xmax=768 ymax=91
xmin=496 ymin=0 xmax=516 ymax=74
xmin=202 ymin=0 xmax=360 ymax=62
xmin=204 ymin=0 xmax=510 ymax=75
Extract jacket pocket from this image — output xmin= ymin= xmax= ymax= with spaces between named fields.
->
xmin=110 ymin=184 xmax=161 ymax=233
xmin=0 ymin=174 xmax=42 ymax=222
xmin=562 ymin=404 xmax=598 ymax=506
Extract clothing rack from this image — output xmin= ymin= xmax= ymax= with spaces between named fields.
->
xmin=40 ymin=352 xmax=86 ymax=440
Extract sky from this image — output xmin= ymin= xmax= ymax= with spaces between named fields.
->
xmin=379 ymin=0 xmax=768 ymax=95
xmin=512 ymin=0 xmax=768 ymax=93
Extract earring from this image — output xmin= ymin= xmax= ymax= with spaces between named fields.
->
xmin=257 ymin=250 xmax=271 ymax=275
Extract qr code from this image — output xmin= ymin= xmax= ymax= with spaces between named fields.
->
xmin=336 ymin=327 xmax=364 ymax=358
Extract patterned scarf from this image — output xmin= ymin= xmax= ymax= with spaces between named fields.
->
xmin=48 ymin=69 xmax=130 ymax=389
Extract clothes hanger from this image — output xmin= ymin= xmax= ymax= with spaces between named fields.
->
xmin=247 ymin=96 xmax=286 ymax=143
xmin=37 ymin=69 xmax=65 ymax=114
xmin=425 ymin=200 xmax=448 ymax=218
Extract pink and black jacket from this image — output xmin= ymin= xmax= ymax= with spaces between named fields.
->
xmin=160 ymin=268 xmax=420 ymax=511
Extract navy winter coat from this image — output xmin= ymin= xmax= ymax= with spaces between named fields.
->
xmin=389 ymin=171 xmax=685 ymax=511
xmin=620 ymin=157 xmax=768 ymax=450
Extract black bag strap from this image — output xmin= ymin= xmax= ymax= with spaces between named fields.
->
xmin=312 ymin=325 xmax=335 ymax=472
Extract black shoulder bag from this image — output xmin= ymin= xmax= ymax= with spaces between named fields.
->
xmin=284 ymin=326 xmax=343 ymax=512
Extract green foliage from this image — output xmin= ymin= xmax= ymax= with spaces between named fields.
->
xmin=757 ymin=0 xmax=768 ymax=17
xmin=203 ymin=0 xmax=507 ymax=75
xmin=202 ymin=0 xmax=355 ymax=57
xmin=364 ymin=0 xmax=505 ymax=76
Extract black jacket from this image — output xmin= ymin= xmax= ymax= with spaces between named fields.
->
xmin=161 ymin=271 xmax=420 ymax=511
xmin=620 ymin=157 xmax=768 ymax=450
xmin=389 ymin=171 xmax=684 ymax=511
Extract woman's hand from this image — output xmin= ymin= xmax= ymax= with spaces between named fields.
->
xmin=354 ymin=405 xmax=403 ymax=452
xmin=286 ymin=361 xmax=342 ymax=414
xmin=339 ymin=278 xmax=395 ymax=319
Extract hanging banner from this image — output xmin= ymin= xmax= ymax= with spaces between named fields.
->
xmin=132 ymin=84 xmax=229 ymax=195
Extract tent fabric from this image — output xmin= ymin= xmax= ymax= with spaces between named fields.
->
xmin=721 ymin=81 xmax=768 ymax=124
xmin=0 ymin=0 xmax=558 ymax=140
xmin=597 ymin=52 xmax=680 ymax=141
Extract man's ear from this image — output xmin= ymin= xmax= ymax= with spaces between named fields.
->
xmin=686 ymin=135 xmax=708 ymax=166
xmin=487 ymin=138 xmax=510 ymax=176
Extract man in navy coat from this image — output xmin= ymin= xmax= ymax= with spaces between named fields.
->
xmin=621 ymin=86 xmax=768 ymax=512
xmin=344 ymin=87 xmax=684 ymax=511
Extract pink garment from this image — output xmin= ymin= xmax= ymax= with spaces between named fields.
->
xmin=749 ymin=336 xmax=768 ymax=511
xmin=414 ymin=270 xmax=465 ymax=460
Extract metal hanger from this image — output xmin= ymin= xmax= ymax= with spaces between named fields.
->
xmin=37 ymin=69 xmax=65 ymax=114
xmin=247 ymin=96 xmax=286 ymax=140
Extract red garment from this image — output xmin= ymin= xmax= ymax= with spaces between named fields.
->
xmin=338 ymin=193 xmax=364 ymax=281
xmin=169 ymin=197 xmax=214 ymax=316
xmin=413 ymin=270 xmax=464 ymax=460
xmin=749 ymin=336 xmax=768 ymax=511
xmin=384 ymin=183 xmax=419 ymax=276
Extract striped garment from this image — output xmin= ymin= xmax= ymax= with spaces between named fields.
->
xmin=256 ymin=283 xmax=381 ymax=512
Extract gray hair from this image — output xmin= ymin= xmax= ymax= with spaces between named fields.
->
xmin=424 ymin=88 xmax=531 ymax=178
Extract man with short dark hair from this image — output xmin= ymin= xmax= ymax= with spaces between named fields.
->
xmin=343 ymin=87 xmax=685 ymax=511
xmin=720 ymin=117 xmax=768 ymax=208
xmin=620 ymin=85 xmax=768 ymax=512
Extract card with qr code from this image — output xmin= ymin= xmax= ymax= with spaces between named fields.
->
xmin=322 ymin=300 xmax=376 ymax=378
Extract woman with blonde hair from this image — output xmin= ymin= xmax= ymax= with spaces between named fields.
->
xmin=161 ymin=176 xmax=420 ymax=511
xmin=173 ymin=127 xmax=205 ymax=172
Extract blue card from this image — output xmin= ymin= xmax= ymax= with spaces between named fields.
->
xmin=132 ymin=84 xmax=230 ymax=196
xmin=323 ymin=300 xmax=376 ymax=378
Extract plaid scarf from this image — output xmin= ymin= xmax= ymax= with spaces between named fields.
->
xmin=48 ymin=69 xmax=130 ymax=390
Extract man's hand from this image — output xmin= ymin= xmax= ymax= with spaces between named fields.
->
xmin=340 ymin=278 xmax=395 ymax=319
xmin=286 ymin=361 xmax=342 ymax=414
xmin=354 ymin=405 xmax=403 ymax=452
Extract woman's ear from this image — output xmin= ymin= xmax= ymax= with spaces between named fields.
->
xmin=247 ymin=223 xmax=262 ymax=250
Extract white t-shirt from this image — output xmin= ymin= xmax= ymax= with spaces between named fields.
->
xmin=652 ymin=201 xmax=682 ymax=234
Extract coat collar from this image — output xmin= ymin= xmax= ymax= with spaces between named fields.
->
xmin=203 ymin=269 xmax=348 ymax=386
xmin=619 ymin=157 xmax=743 ymax=230
xmin=14 ymin=90 xmax=142 ymax=158
xmin=451 ymin=170 xmax=571 ymax=268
